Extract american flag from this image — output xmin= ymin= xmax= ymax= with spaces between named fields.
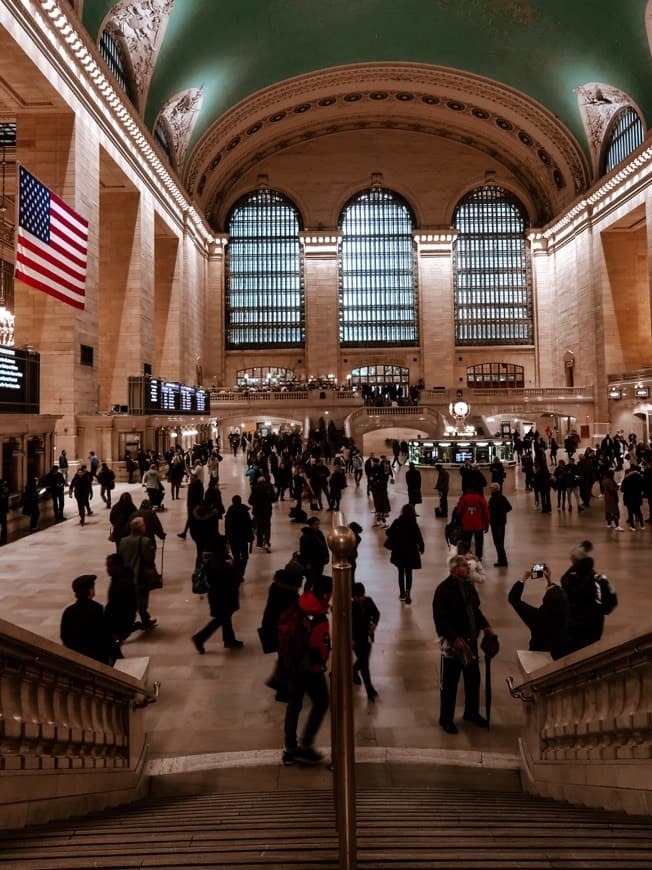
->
xmin=16 ymin=166 xmax=87 ymax=310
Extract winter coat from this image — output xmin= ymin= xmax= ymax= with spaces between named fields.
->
xmin=299 ymin=525 xmax=329 ymax=571
xmin=385 ymin=516 xmax=424 ymax=570
xmin=433 ymin=575 xmax=489 ymax=648
xmin=405 ymin=468 xmax=422 ymax=504
xmin=602 ymin=476 xmax=620 ymax=515
xmin=206 ymin=555 xmax=242 ymax=618
xmin=508 ymin=581 xmax=571 ymax=660
xmin=370 ymin=476 xmax=391 ymax=514
xmin=225 ymin=503 xmax=254 ymax=544
xmin=248 ymin=479 xmax=276 ymax=516
xmin=456 ymin=492 xmax=490 ymax=532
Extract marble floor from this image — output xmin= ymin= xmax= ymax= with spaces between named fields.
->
xmin=1 ymin=454 xmax=647 ymax=768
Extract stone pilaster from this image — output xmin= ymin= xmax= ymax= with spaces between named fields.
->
xmin=204 ymin=235 xmax=227 ymax=386
xmin=300 ymin=232 xmax=341 ymax=380
xmin=415 ymin=230 xmax=457 ymax=390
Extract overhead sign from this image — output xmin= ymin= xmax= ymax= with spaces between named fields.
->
xmin=0 ymin=345 xmax=40 ymax=413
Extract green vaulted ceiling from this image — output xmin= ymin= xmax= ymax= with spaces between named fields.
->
xmin=83 ymin=0 xmax=652 ymax=162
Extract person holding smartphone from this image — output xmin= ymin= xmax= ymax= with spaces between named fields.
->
xmin=508 ymin=564 xmax=571 ymax=660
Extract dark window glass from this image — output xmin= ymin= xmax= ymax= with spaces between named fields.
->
xmin=0 ymin=123 xmax=16 ymax=148
xmin=80 ymin=344 xmax=94 ymax=367
xmin=338 ymin=188 xmax=417 ymax=347
xmin=226 ymin=190 xmax=303 ymax=349
xmin=453 ymin=186 xmax=533 ymax=346
xmin=603 ymin=108 xmax=645 ymax=174
xmin=99 ymin=28 xmax=131 ymax=99
xmin=466 ymin=363 xmax=524 ymax=389
xmin=236 ymin=367 xmax=295 ymax=387
xmin=153 ymin=121 xmax=172 ymax=165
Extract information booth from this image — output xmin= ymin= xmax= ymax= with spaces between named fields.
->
xmin=407 ymin=438 xmax=516 ymax=495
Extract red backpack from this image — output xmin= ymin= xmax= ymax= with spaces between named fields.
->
xmin=277 ymin=602 xmax=329 ymax=673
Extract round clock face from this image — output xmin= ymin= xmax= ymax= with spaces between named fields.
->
xmin=453 ymin=401 xmax=469 ymax=416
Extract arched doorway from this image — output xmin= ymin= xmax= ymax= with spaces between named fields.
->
xmin=349 ymin=365 xmax=410 ymax=404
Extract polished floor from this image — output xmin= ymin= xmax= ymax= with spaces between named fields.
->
xmin=1 ymin=453 xmax=646 ymax=769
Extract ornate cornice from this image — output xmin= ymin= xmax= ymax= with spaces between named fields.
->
xmin=107 ymin=0 xmax=174 ymax=113
xmin=156 ymin=87 xmax=204 ymax=170
xmin=574 ymin=83 xmax=640 ymax=177
xmin=185 ymin=63 xmax=590 ymax=219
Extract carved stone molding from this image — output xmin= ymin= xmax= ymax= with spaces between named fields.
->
xmin=156 ymin=87 xmax=204 ymax=170
xmin=184 ymin=63 xmax=590 ymax=217
xmin=106 ymin=0 xmax=174 ymax=113
xmin=647 ymin=0 xmax=652 ymax=57
xmin=574 ymin=83 xmax=637 ymax=176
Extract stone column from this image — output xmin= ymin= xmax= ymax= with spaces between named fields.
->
xmin=529 ymin=231 xmax=552 ymax=386
xmin=414 ymin=231 xmax=457 ymax=390
xmin=300 ymin=233 xmax=341 ymax=381
xmin=204 ymin=235 xmax=227 ymax=387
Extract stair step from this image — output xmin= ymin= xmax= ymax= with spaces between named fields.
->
xmin=2 ymin=787 xmax=651 ymax=869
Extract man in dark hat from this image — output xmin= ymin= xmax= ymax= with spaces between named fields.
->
xmin=60 ymin=575 xmax=115 ymax=665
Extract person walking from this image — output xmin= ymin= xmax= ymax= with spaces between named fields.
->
xmin=602 ymin=469 xmax=624 ymax=530
xmin=352 ymin=581 xmax=380 ymax=701
xmin=21 ymin=477 xmax=40 ymax=532
xmin=178 ymin=470 xmax=204 ymax=539
xmin=58 ymin=449 xmax=69 ymax=482
xmin=118 ymin=516 xmax=158 ymax=631
xmin=167 ymin=454 xmax=185 ymax=500
xmin=433 ymin=554 xmax=496 ymax=734
xmin=455 ymin=488 xmax=489 ymax=560
xmin=299 ymin=516 xmax=330 ymax=590
xmin=97 ymin=462 xmax=116 ymax=509
xmin=385 ymin=503 xmax=424 ymax=604
xmin=249 ymin=474 xmax=276 ymax=552
xmin=69 ymin=465 xmax=94 ymax=525
xmin=224 ymin=494 xmax=255 ymax=576
xmin=405 ymin=462 xmax=422 ymax=508
xmin=109 ymin=492 xmax=137 ymax=550
xmin=43 ymin=464 xmax=66 ymax=522
xmin=435 ymin=463 xmax=449 ymax=518
xmin=104 ymin=553 xmax=137 ymax=655
xmin=281 ymin=574 xmax=332 ymax=766
xmin=488 ymin=483 xmax=511 ymax=567
xmin=621 ymin=465 xmax=645 ymax=530
xmin=191 ymin=550 xmax=244 ymax=653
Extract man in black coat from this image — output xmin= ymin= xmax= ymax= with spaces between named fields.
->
xmin=191 ymin=552 xmax=243 ymax=653
xmin=299 ymin=516 xmax=330 ymax=590
xmin=488 ymin=483 xmax=512 ymax=567
xmin=68 ymin=465 xmax=94 ymax=525
xmin=249 ymin=475 xmax=276 ymax=551
xmin=178 ymin=470 xmax=204 ymax=539
xmin=60 ymin=574 xmax=115 ymax=665
xmin=43 ymin=464 xmax=66 ymax=522
xmin=224 ymin=494 xmax=254 ymax=576
xmin=432 ymin=555 xmax=495 ymax=734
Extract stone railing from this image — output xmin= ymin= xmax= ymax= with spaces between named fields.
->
xmin=210 ymin=389 xmax=360 ymax=403
xmin=508 ymin=626 xmax=652 ymax=815
xmin=0 ymin=619 xmax=154 ymax=828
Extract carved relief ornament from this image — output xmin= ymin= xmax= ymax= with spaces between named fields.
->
xmin=103 ymin=0 xmax=174 ymax=112
xmin=156 ymin=87 xmax=204 ymax=169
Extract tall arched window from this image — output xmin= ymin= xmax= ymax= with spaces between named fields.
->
xmin=602 ymin=107 xmax=645 ymax=174
xmin=226 ymin=189 xmax=304 ymax=348
xmin=98 ymin=27 xmax=135 ymax=104
xmin=453 ymin=186 xmax=533 ymax=346
xmin=339 ymin=187 xmax=417 ymax=346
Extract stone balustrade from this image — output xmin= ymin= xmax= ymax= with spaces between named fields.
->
xmin=0 ymin=619 xmax=152 ymax=827
xmin=509 ymin=627 xmax=652 ymax=814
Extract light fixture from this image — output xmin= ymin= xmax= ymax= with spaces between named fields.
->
xmin=608 ymin=388 xmax=622 ymax=400
xmin=635 ymin=387 xmax=650 ymax=399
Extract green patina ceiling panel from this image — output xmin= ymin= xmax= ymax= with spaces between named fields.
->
xmin=83 ymin=0 xmax=651 ymax=158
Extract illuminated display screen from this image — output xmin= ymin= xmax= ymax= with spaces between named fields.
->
xmin=140 ymin=377 xmax=210 ymax=415
xmin=0 ymin=345 xmax=39 ymax=413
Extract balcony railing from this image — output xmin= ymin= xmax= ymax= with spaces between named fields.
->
xmin=508 ymin=625 xmax=652 ymax=814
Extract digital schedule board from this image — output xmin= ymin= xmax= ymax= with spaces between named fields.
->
xmin=133 ymin=376 xmax=210 ymax=415
xmin=0 ymin=345 xmax=40 ymax=413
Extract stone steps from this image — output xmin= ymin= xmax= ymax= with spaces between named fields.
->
xmin=2 ymin=787 xmax=652 ymax=868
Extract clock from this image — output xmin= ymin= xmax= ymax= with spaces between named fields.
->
xmin=452 ymin=400 xmax=469 ymax=417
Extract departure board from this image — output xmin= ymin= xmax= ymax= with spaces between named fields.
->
xmin=136 ymin=376 xmax=210 ymax=415
xmin=0 ymin=345 xmax=40 ymax=413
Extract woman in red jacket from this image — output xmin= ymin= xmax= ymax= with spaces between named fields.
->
xmin=455 ymin=490 xmax=489 ymax=560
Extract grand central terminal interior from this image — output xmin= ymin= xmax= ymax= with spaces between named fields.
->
xmin=0 ymin=1 xmax=652 ymax=866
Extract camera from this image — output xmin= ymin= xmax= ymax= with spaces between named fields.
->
xmin=532 ymin=563 xmax=545 ymax=578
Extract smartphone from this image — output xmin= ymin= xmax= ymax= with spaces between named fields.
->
xmin=532 ymin=563 xmax=545 ymax=578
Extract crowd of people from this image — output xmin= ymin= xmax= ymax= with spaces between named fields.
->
xmin=54 ymin=424 xmax=632 ymax=763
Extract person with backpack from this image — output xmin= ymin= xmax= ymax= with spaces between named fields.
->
xmin=352 ymin=581 xmax=380 ymax=701
xmin=260 ymin=568 xmax=302 ymax=702
xmin=191 ymin=550 xmax=244 ymax=653
xmin=560 ymin=542 xmax=617 ymax=652
xmin=280 ymin=574 xmax=332 ymax=766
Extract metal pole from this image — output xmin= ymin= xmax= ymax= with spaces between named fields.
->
xmin=327 ymin=516 xmax=357 ymax=870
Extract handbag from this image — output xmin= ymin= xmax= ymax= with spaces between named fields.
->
xmin=141 ymin=565 xmax=163 ymax=590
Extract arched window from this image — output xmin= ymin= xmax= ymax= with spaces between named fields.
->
xmin=602 ymin=107 xmax=645 ymax=174
xmin=467 ymin=363 xmax=524 ymax=389
xmin=226 ymin=189 xmax=303 ymax=348
xmin=99 ymin=26 xmax=134 ymax=103
xmin=339 ymin=188 xmax=417 ymax=346
xmin=153 ymin=120 xmax=173 ymax=168
xmin=453 ymin=186 xmax=533 ymax=346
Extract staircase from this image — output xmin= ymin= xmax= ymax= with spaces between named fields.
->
xmin=2 ymin=786 xmax=652 ymax=869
